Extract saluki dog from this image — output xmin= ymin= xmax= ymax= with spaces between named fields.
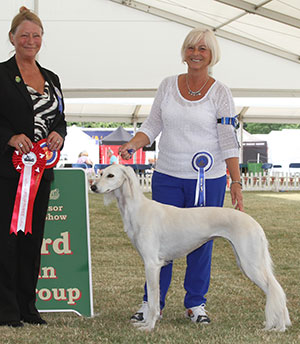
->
xmin=91 ymin=164 xmax=291 ymax=332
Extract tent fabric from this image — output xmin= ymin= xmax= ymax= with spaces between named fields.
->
xmin=253 ymin=129 xmax=300 ymax=173
xmin=2 ymin=1 xmax=299 ymax=125
xmin=101 ymin=126 xmax=133 ymax=145
xmin=60 ymin=126 xmax=99 ymax=165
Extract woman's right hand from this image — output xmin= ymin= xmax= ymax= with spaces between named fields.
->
xmin=119 ymin=132 xmax=150 ymax=160
xmin=118 ymin=142 xmax=136 ymax=160
xmin=8 ymin=134 xmax=33 ymax=154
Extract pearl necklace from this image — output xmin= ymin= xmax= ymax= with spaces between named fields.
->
xmin=186 ymin=75 xmax=209 ymax=97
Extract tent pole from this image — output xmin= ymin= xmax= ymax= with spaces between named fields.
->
xmin=33 ymin=0 xmax=39 ymax=14
xmin=33 ymin=0 xmax=39 ymax=61
xmin=133 ymin=120 xmax=137 ymax=163
xmin=240 ymin=120 xmax=244 ymax=164
xmin=238 ymin=107 xmax=249 ymax=164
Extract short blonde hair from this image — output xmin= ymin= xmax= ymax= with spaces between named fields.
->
xmin=9 ymin=6 xmax=44 ymax=41
xmin=181 ymin=28 xmax=220 ymax=67
xmin=79 ymin=151 xmax=89 ymax=157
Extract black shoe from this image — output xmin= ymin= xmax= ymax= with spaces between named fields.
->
xmin=22 ymin=317 xmax=47 ymax=325
xmin=0 ymin=321 xmax=24 ymax=327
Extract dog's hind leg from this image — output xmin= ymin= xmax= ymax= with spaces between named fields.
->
xmin=134 ymin=262 xmax=161 ymax=331
xmin=229 ymin=229 xmax=291 ymax=332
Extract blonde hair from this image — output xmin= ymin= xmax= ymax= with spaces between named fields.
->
xmin=9 ymin=6 xmax=44 ymax=42
xmin=78 ymin=151 xmax=89 ymax=157
xmin=181 ymin=28 xmax=220 ymax=67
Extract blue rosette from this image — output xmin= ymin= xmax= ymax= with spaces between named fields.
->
xmin=192 ymin=152 xmax=213 ymax=207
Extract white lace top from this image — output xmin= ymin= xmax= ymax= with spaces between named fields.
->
xmin=139 ymin=75 xmax=240 ymax=179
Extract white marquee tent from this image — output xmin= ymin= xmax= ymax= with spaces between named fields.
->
xmin=60 ymin=126 xmax=100 ymax=165
xmin=1 ymin=0 xmax=300 ymax=126
xmin=252 ymin=129 xmax=300 ymax=173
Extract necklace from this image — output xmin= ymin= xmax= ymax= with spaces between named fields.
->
xmin=186 ymin=75 xmax=210 ymax=97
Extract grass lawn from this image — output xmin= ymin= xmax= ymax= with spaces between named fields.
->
xmin=1 ymin=191 xmax=299 ymax=343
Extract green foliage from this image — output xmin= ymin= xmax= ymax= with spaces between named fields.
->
xmin=244 ymin=123 xmax=300 ymax=134
xmin=67 ymin=122 xmax=142 ymax=128
xmin=68 ymin=121 xmax=300 ymax=134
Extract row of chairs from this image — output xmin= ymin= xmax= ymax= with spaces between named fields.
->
xmin=73 ymin=162 xmax=300 ymax=171
xmin=261 ymin=163 xmax=300 ymax=170
xmin=71 ymin=163 xmax=93 ymax=169
xmin=239 ymin=163 xmax=300 ymax=172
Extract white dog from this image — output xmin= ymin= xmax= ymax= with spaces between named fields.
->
xmin=91 ymin=164 xmax=291 ymax=332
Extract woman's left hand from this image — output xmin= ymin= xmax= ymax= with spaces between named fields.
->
xmin=230 ymin=183 xmax=244 ymax=211
xmin=47 ymin=131 xmax=64 ymax=151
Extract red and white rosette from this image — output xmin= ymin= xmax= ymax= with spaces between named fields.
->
xmin=39 ymin=139 xmax=61 ymax=168
xmin=10 ymin=139 xmax=61 ymax=235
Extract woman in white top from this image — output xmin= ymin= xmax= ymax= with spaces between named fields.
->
xmin=119 ymin=27 xmax=243 ymax=325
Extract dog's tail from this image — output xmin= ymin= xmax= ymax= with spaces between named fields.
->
xmin=257 ymin=235 xmax=291 ymax=332
xmin=230 ymin=224 xmax=291 ymax=331
xmin=264 ymin=262 xmax=292 ymax=332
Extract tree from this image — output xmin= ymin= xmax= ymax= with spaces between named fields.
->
xmin=67 ymin=122 xmax=142 ymax=128
xmin=244 ymin=123 xmax=300 ymax=134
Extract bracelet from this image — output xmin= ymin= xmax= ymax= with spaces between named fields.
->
xmin=230 ymin=180 xmax=242 ymax=188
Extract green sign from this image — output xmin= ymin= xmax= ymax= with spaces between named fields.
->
xmin=36 ymin=168 xmax=94 ymax=317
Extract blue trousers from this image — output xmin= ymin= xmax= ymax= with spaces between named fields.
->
xmin=143 ymin=171 xmax=227 ymax=310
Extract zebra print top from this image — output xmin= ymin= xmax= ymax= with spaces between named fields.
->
xmin=26 ymin=81 xmax=58 ymax=142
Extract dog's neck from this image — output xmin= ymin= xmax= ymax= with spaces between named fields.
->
xmin=113 ymin=178 xmax=144 ymax=234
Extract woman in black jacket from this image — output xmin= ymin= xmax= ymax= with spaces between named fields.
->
xmin=0 ymin=7 xmax=67 ymax=327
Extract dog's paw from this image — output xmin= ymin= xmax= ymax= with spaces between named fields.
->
xmin=137 ymin=324 xmax=154 ymax=332
xmin=132 ymin=320 xmax=155 ymax=332
xmin=132 ymin=321 xmax=145 ymax=328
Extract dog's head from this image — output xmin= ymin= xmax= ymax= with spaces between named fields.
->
xmin=91 ymin=164 xmax=137 ymax=203
xmin=91 ymin=164 xmax=126 ymax=193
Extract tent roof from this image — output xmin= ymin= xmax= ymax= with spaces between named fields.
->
xmin=63 ymin=0 xmax=300 ymax=125
xmin=101 ymin=126 xmax=133 ymax=145
xmin=1 ymin=0 xmax=299 ymax=124
xmin=111 ymin=0 xmax=300 ymax=64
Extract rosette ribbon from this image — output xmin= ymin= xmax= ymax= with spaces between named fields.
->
xmin=10 ymin=139 xmax=60 ymax=235
xmin=192 ymin=152 xmax=214 ymax=207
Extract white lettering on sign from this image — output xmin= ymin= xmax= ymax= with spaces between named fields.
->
xmin=38 ymin=266 xmax=57 ymax=279
xmin=36 ymin=288 xmax=82 ymax=304
xmin=41 ymin=232 xmax=73 ymax=255
xmin=46 ymin=205 xmax=67 ymax=221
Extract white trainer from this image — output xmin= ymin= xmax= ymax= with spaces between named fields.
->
xmin=185 ymin=303 xmax=210 ymax=324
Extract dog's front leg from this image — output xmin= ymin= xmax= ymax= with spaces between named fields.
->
xmin=135 ymin=263 xmax=161 ymax=331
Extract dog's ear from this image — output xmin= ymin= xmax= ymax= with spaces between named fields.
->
xmin=103 ymin=192 xmax=115 ymax=206
xmin=121 ymin=166 xmax=138 ymax=198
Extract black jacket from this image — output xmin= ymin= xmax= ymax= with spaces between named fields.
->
xmin=0 ymin=56 xmax=67 ymax=180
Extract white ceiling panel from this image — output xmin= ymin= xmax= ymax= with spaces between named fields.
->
xmin=261 ymin=0 xmax=300 ymax=18
xmin=226 ymin=14 xmax=300 ymax=54
xmin=1 ymin=0 xmax=299 ymax=124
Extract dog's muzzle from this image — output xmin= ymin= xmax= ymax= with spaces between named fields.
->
xmin=90 ymin=184 xmax=98 ymax=192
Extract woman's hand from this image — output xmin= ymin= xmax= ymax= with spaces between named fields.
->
xmin=225 ymin=157 xmax=244 ymax=211
xmin=230 ymin=183 xmax=244 ymax=211
xmin=118 ymin=132 xmax=150 ymax=160
xmin=47 ymin=131 xmax=64 ymax=151
xmin=8 ymin=134 xmax=33 ymax=154
xmin=118 ymin=142 xmax=136 ymax=160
